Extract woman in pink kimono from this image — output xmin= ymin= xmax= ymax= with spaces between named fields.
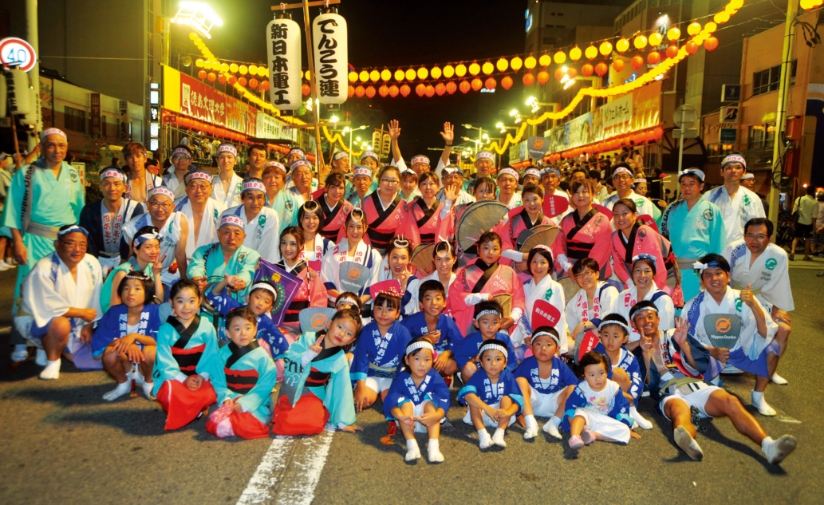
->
xmin=552 ymin=180 xmax=613 ymax=282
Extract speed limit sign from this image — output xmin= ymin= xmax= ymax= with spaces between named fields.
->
xmin=0 ymin=37 xmax=37 ymax=73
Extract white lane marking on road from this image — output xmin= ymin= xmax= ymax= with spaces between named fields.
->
xmin=236 ymin=430 xmax=334 ymax=505
xmin=776 ymin=414 xmax=802 ymax=424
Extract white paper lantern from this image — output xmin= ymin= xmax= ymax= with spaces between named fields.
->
xmin=312 ymin=12 xmax=348 ymax=105
xmin=266 ymin=18 xmax=302 ymax=111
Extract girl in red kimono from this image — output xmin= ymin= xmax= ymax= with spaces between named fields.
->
xmin=611 ymin=198 xmax=672 ymax=292
xmin=552 ymin=180 xmax=613 ymax=282
xmin=447 ymin=231 xmax=525 ymax=336
xmin=298 ymin=201 xmax=335 ymax=272
xmin=315 ymin=173 xmax=353 ymax=242
xmin=358 ymin=165 xmax=408 ymax=253
xmin=403 ymin=172 xmax=449 ymax=247
xmin=276 ymin=226 xmax=328 ymax=336
xmin=447 ymin=177 xmax=497 ymax=267
xmin=497 ymin=183 xmax=553 ymax=270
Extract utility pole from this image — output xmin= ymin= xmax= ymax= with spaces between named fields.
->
xmin=767 ymin=0 xmax=798 ymax=227
xmin=26 ymin=0 xmax=41 ymax=151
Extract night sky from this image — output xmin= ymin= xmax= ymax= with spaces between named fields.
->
xmin=198 ymin=0 xmax=526 ymax=156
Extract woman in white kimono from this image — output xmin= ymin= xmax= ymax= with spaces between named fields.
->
xmin=298 ymin=200 xmax=335 ymax=272
xmin=564 ymin=257 xmax=619 ymax=353
xmin=613 ymin=255 xmax=675 ymax=349
xmin=512 ymin=245 xmax=567 ymax=357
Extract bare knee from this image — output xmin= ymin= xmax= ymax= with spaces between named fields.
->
xmin=461 ymin=363 xmax=477 ymax=381
xmin=49 ymin=317 xmax=72 ymax=340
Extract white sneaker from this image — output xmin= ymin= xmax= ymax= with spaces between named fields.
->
xmin=762 ymin=435 xmax=797 ymax=465
xmin=771 ymin=373 xmax=788 ymax=386
xmin=630 ymin=407 xmax=653 ymax=430
xmin=751 ymin=391 xmax=777 ymax=416
xmin=0 ymin=260 xmax=12 ymax=271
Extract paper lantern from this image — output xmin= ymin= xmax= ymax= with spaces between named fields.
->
xmin=522 ymin=73 xmax=535 ymax=86
xmin=569 ymin=46 xmax=582 ymax=61
xmin=366 ymin=86 xmax=376 ymax=98
xmin=197 ymin=70 xmax=207 ymax=79
xmin=459 ymin=81 xmax=471 ymax=93
xmin=301 ymin=83 xmax=311 ymax=96
xmin=400 ymin=84 xmax=411 ymax=97
xmin=349 ymin=71 xmax=358 ymax=83
xmin=444 ymin=65 xmax=455 ymax=78
xmin=259 ymin=79 xmax=269 ymax=91
xmin=501 ymin=75 xmax=513 ymax=89
xmin=221 ymin=63 xmax=229 ymax=73
xmin=686 ymin=41 xmax=699 ymax=54
xmin=482 ymin=61 xmax=494 ymax=75
xmin=484 ymin=77 xmax=496 ymax=90
xmin=649 ymin=32 xmax=663 ymax=47
xmin=435 ymin=82 xmax=446 ymax=96
xmin=394 ymin=69 xmax=405 ymax=81
xmin=471 ymin=78 xmax=483 ymax=91
xmin=595 ymin=62 xmax=608 ymax=76
xmin=585 ymin=45 xmax=598 ymax=60
xmin=567 ymin=67 xmax=578 ymax=79
xmin=417 ymin=67 xmax=429 ymax=80
xmin=389 ymin=85 xmax=399 ymax=97
xmin=358 ymin=70 xmax=369 ymax=82
xmin=381 ymin=69 xmax=391 ymax=81
xmin=538 ymin=54 xmax=551 ymax=67
xmin=218 ymin=74 xmax=226 ymax=85
xmin=496 ymin=58 xmax=509 ymax=72
xmin=553 ymin=51 xmax=567 ymax=65
xmin=705 ymin=22 xmax=717 ymax=33
xmin=249 ymin=78 xmax=258 ymax=88
xmin=634 ymin=35 xmax=648 ymax=50
xmin=647 ymin=51 xmax=661 ymax=65
xmin=731 ymin=0 xmax=744 ymax=8
xmin=667 ymin=27 xmax=681 ymax=41
xmin=631 ymin=55 xmax=644 ymax=69
xmin=456 ymin=64 xmax=467 ymax=77
xmin=406 ymin=68 xmax=416 ymax=81
xmin=355 ymin=85 xmax=365 ymax=97
xmin=714 ymin=11 xmax=730 ymax=24
xmin=203 ymin=60 xmax=213 ymax=71
xmin=688 ymin=21 xmax=702 ymax=36
xmin=599 ymin=41 xmax=613 ymax=56
xmin=431 ymin=66 xmax=442 ymax=79
xmin=415 ymin=83 xmax=426 ymax=96
xmin=238 ymin=76 xmax=247 ymax=87
xmin=249 ymin=64 xmax=259 ymax=75
xmin=195 ymin=58 xmax=204 ymax=68
xmin=510 ymin=56 xmax=522 ymax=71
xmin=446 ymin=81 xmax=457 ymax=94
xmin=229 ymin=62 xmax=238 ymax=73
xmin=537 ymin=70 xmax=550 ymax=84
xmin=704 ymin=36 xmax=719 ymax=51
xmin=612 ymin=59 xmax=625 ymax=72
xmin=616 ymin=39 xmax=630 ymax=53
xmin=469 ymin=62 xmax=480 ymax=75
xmin=228 ymin=75 xmax=237 ymax=85
xmin=554 ymin=68 xmax=564 ymax=81
xmin=379 ymin=85 xmax=389 ymax=97
xmin=425 ymin=85 xmax=435 ymax=97
xmin=524 ymin=56 xmax=537 ymax=69
xmin=370 ymin=70 xmax=380 ymax=82
xmin=581 ymin=63 xmax=593 ymax=76
xmin=266 ymin=18 xmax=302 ymax=110
xmin=666 ymin=44 xmax=679 ymax=59
xmin=239 ymin=65 xmax=248 ymax=76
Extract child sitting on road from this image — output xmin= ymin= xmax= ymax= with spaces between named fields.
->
xmin=384 ymin=337 xmax=451 ymax=463
xmin=454 ymin=300 xmax=517 ymax=382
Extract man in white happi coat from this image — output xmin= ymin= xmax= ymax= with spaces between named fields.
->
xmin=221 ymin=178 xmax=281 ymax=263
xmin=600 ymin=164 xmax=661 ymax=224
xmin=703 ymin=153 xmax=765 ymax=244
xmin=211 ymin=143 xmax=243 ymax=208
xmin=21 ymin=225 xmax=103 ymax=380
xmin=162 ymin=145 xmax=194 ymax=199
xmin=174 ymin=169 xmax=226 ymax=259
xmin=722 ymin=217 xmax=792 ymax=415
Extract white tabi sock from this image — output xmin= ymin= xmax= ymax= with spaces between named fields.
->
xmin=35 ymin=348 xmax=48 ymax=366
xmin=142 ymin=381 xmax=154 ymax=399
xmin=478 ymin=429 xmax=492 ymax=449
xmin=751 ymin=391 xmax=777 ymax=416
xmin=405 ymin=438 xmax=421 ymax=462
xmin=11 ymin=344 xmax=28 ymax=362
xmin=39 ymin=358 xmax=61 ymax=380
xmin=542 ymin=416 xmax=562 ymax=439
xmin=630 ymin=406 xmax=653 ymax=430
xmin=102 ymin=381 xmax=132 ymax=401
xmin=762 ymin=435 xmax=797 ymax=465
xmin=427 ymin=439 xmax=444 ymax=463
xmin=524 ymin=414 xmax=539 ymax=439
xmin=491 ymin=427 xmax=507 ymax=447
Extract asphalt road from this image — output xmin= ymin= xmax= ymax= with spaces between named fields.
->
xmin=1 ymin=263 xmax=821 ymax=505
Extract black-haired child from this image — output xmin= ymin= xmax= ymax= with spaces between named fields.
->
xmin=207 ymin=306 xmax=277 ymax=439
xmin=562 ymin=351 xmax=637 ymax=450
xmin=384 ymin=338 xmax=450 ymax=462
xmin=152 ymin=279 xmax=219 ymax=430
xmin=454 ymin=300 xmax=517 ymax=382
xmin=513 ymin=326 xmax=577 ymax=439
xmin=457 ymin=339 xmax=523 ymax=449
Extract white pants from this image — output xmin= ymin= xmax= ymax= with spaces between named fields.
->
xmin=660 ymin=383 xmax=721 ymax=421
xmin=364 ymin=376 xmax=393 ymax=394
xmin=463 ymin=401 xmax=517 ymax=428
xmin=574 ymin=409 xmax=631 ymax=444
xmin=530 ymin=388 xmax=564 ymax=418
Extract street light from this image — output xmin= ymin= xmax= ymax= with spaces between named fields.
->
xmin=171 ymin=2 xmax=223 ymax=39
xmin=509 ymin=109 xmax=522 ymax=124
xmin=342 ymin=125 xmax=368 ymax=155
xmin=496 ymin=122 xmax=518 ymax=134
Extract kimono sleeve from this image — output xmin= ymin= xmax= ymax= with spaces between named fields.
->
xmin=24 ymin=263 xmax=70 ymax=328
xmin=759 ymin=250 xmax=794 ymax=311
xmin=308 ymin=269 xmax=329 ymax=308
xmin=259 ymin=318 xmax=290 ymax=360
xmin=205 ymin=287 xmax=241 ymax=316
xmin=610 ymin=231 xmax=631 ymax=287
xmin=503 ymin=372 xmax=524 ymax=416
xmin=236 ymin=249 xmax=260 ymax=286
xmin=499 ymin=333 xmax=519 ymax=369
xmin=427 ymin=373 xmax=451 ymax=416
xmin=235 ymin=353 xmax=278 ymax=414
xmin=556 ymin=358 xmax=579 ymax=388
xmin=709 ymin=204 xmax=727 ymax=254
xmin=607 ymin=385 xmax=634 ymax=428
xmin=78 ymin=205 xmax=100 ymax=258
xmin=144 ymin=305 xmax=162 ymax=341
xmin=443 ymin=316 xmax=465 ymax=350
xmin=382 ymin=373 xmax=411 ymax=419
xmin=452 ymin=334 xmax=478 ymax=368
xmin=560 ymin=384 xmax=588 ymax=431
xmin=622 ymin=353 xmax=644 ymax=402
xmin=1 ymin=167 xmax=26 ymax=230
xmin=349 ymin=332 xmax=372 ymax=382
xmin=151 ymin=323 xmax=187 ymax=386
xmin=195 ymin=322 xmax=219 ymax=380
xmin=320 ymin=248 xmax=337 ymax=291
xmin=323 ymin=351 xmax=357 ymax=428
xmin=457 ymin=368 xmax=486 ymax=405
xmin=187 ymin=244 xmax=209 ymax=278
xmin=91 ymin=307 xmax=122 ymax=356
xmin=209 ymin=348 xmax=233 ymax=404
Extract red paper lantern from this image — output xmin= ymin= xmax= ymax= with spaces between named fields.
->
xmin=248 ymin=78 xmax=258 ymax=89
xmin=389 ymin=85 xmax=399 ymax=97
xmin=379 ymin=85 xmax=389 ymax=97
xmin=501 ymin=75 xmax=513 ymax=90
xmin=612 ymin=59 xmax=625 ymax=72
xmin=435 ymin=82 xmax=446 ymax=96
xmin=355 ymin=85 xmax=365 ymax=97
xmin=631 ymin=55 xmax=644 ymax=69
xmin=567 ymin=67 xmax=578 ymax=79
xmin=415 ymin=83 xmax=426 ymax=96
xmin=581 ymin=63 xmax=593 ymax=77
xmin=425 ymin=85 xmax=435 ymax=97
xmin=459 ymin=81 xmax=471 ymax=93
xmin=207 ymin=72 xmax=216 ymax=82
xmin=446 ymin=81 xmax=457 ymax=94
xmin=228 ymin=75 xmax=237 ymax=85
xmin=666 ymin=44 xmax=679 ymax=59
xmin=554 ymin=68 xmax=564 ymax=81
xmin=704 ymin=36 xmax=719 ymax=51
xmin=198 ymin=70 xmax=207 ymax=79
xmin=301 ymin=83 xmax=311 ymax=96
xmin=653 ymin=126 xmax=664 ymax=139
xmin=348 ymin=85 xmax=355 ymax=97
xmin=522 ymin=73 xmax=535 ymax=86
xmin=484 ymin=77 xmax=496 ymax=90
xmin=259 ymin=79 xmax=269 ymax=91
xmin=594 ymin=62 xmax=608 ymax=76
xmin=647 ymin=51 xmax=661 ymax=65
xmin=218 ymin=75 xmax=227 ymax=85
xmin=471 ymin=78 xmax=483 ymax=91
xmin=238 ymin=76 xmax=247 ymax=87
xmin=537 ymin=70 xmax=550 ymax=84
xmin=366 ymin=86 xmax=376 ymax=98
xmin=686 ymin=41 xmax=699 ymax=54
xmin=400 ymin=84 xmax=411 ymax=97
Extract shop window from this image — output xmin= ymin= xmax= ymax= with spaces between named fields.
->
xmin=765 ymin=122 xmax=776 ymax=149
xmin=752 ymin=60 xmax=797 ymax=97
xmin=748 ymin=125 xmax=765 ymax=149
xmin=64 ymin=106 xmax=86 ymax=133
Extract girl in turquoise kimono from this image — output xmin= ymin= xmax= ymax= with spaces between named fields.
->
xmin=100 ymin=226 xmax=164 ymax=313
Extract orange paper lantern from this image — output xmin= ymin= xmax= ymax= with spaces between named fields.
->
xmin=554 ymin=68 xmax=564 ymax=81
xmin=355 ymin=85 xmax=365 ymax=97
xmin=686 ymin=41 xmax=699 ymax=54
xmin=612 ymin=59 xmax=625 ymax=72
xmin=366 ymin=86 xmax=376 ymax=98
xmin=537 ymin=70 xmax=550 ymax=84
xmin=471 ymin=78 xmax=483 ymax=91
xmin=400 ymin=84 xmax=411 ymax=97
xmin=207 ymin=72 xmax=216 ymax=82
xmin=647 ymin=51 xmax=661 ymax=65
xmin=581 ymin=63 xmax=593 ymax=77
xmin=238 ymin=76 xmax=247 ymax=87
xmin=379 ymin=85 xmax=389 ymax=97
xmin=197 ymin=70 xmax=207 ymax=79
xmin=522 ymin=73 xmax=535 ymax=86
xmin=666 ymin=44 xmax=679 ymax=59
xmin=631 ymin=55 xmax=644 ymax=69
xmin=218 ymin=75 xmax=226 ymax=85
xmin=446 ymin=81 xmax=457 ymax=94
xmin=484 ymin=77 xmax=496 ymax=90
xmin=567 ymin=67 xmax=578 ymax=79
xmin=301 ymin=83 xmax=311 ymax=96
xmin=425 ymin=85 xmax=435 ymax=97
xmin=348 ymin=85 xmax=355 ymax=97
xmin=415 ymin=83 xmax=426 ymax=96
xmin=248 ymin=78 xmax=258 ymax=88
xmin=459 ymin=81 xmax=471 ymax=93
xmin=228 ymin=75 xmax=237 ymax=85
xmin=594 ymin=62 xmax=608 ymax=76
xmin=435 ymin=82 xmax=446 ymax=96
xmin=704 ymin=36 xmax=719 ymax=51
xmin=389 ymin=85 xmax=399 ymax=97
xmin=501 ymin=75 xmax=513 ymax=90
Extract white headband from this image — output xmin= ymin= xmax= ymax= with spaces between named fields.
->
xmin=532 ymin=330 xmax=560 ymax=345
xmin=498 ymin=167 xmax=519 ymax=181
xmin=406 ymin=340 xmax=435 ymax=356
xmin=475 ymin=309 xmax=502 ymax=320
xmin=251 ymin=281 xmax=278 ymax=300
xmin=721 ymin=154 xmax=747 ymax=169
xmin=479 ymin=342 xmax=508 ymax=359
xmin=679 ymin=169 xmax=705 ymax=182
xmin=598 ymin=318 xmax=631 ymax=335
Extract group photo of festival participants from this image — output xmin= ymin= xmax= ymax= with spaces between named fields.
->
xmin=3 ymin=124 xmax=797 ymax=466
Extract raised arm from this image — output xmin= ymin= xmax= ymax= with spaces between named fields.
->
xmin=389 ymin=119 xmax=402 ymax=164
xmin=439 ymin=122 xmax=454 ymax=168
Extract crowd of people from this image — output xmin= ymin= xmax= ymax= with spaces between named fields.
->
xmin=1 ymin=122 xmax=797 ymax=466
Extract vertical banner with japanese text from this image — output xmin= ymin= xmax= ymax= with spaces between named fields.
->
xmin=312 ymin=13 xmax=348 ymax=105
xmin=90 ymin=93 xmax=101 ymax=138
xmin=267 ymin=18 xmax=302 ymax=111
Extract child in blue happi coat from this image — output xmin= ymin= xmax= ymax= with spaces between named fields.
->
xmin=454 ymin=300 xmax=517 ymax=382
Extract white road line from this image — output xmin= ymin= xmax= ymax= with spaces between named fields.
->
xmin=236 ymin=430 xmax=334 ymax=505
